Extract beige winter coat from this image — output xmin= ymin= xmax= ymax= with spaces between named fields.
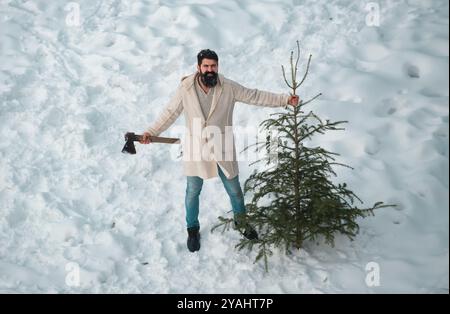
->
xmin=147 ymin=73 xmax=290 ymax=179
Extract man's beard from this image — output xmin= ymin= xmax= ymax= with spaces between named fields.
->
xmin=200 ymin=71 xmax=218 ymax=87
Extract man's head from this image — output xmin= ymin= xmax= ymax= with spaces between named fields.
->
xmin=197 ymin=49 xmax=219 ymax=87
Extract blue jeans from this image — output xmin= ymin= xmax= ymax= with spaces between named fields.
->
xmin=185 ymin=164 xmax=246 ymax=228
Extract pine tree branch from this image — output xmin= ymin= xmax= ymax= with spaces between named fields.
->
xmin=297 ymin=54 xmax=312 ymax=88
xmin=294 ymin=40 xmax=300 ymax=84
xmin=281 ymin=65 xmax=294 ymax=89
xmin=301 ymin=93 xmax=323 ymax=107
xmin=299 ymin=120 xmax=347 ymax=142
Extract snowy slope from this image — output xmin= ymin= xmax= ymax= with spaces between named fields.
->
xmin=0 ymin=0 xmax=448 ymax=293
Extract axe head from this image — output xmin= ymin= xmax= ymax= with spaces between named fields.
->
xmin=122 ymin=132 xmax=137 ymax=154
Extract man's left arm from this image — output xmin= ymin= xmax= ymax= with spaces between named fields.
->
xmin=230 ymin=80 xmax=298 ymax=107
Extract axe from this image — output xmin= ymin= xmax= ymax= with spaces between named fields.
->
xmin=122 ymin=132 xmax=180 ymax=154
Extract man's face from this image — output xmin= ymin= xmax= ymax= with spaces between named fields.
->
xmin=197 ymin=59 xmax=218 ymax=75
xmin=197 ymin=58 xmax=218 ymax=87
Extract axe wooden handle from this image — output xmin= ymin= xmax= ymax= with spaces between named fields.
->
xmin=148 ymin=135 xmax=180 ymax=144
xmin=127 ymin=133 xmax=180 ymax=144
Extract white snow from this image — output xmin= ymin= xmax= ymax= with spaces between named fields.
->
xmin=0 ymin=0 xmax=448 ymax=293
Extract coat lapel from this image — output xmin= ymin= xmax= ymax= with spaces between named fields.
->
xmin=182 ymin=73 xmax=206 ymax=122
xmin=206 ymin=74 xmax=224 ymax=121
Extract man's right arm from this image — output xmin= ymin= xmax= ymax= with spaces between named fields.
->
xmin=142 ymin=84 xmax=183 ymax=143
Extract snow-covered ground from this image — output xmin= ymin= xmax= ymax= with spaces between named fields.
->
xmin=0 ymin=0 xmax=448 ymax=293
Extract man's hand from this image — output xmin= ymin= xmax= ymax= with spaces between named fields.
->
xmin=140 ymin=132 xmax=153 ymax=144
xmin=288 ymin=95 xmax=300 ymax=107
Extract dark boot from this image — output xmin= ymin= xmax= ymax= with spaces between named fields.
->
xmin=187 ymin=226 xmax=201 ymax=252
xmin=234 ymin=220 xmax=258 ymax=240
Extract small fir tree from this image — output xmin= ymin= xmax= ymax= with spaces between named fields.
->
xmin=212 ymin=41 xmax=393 ymax=271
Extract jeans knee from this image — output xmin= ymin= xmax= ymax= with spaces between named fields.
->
xmin=227 ymin=186 xmax=243 ymax=199
xmin=186 ymin=176 xmax=203 ymax=196
xmin=186 ymin=184 xmax=203 ymax=198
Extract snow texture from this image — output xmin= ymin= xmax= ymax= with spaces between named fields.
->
xmin=0 ymin=0 xmax=448 ymax=293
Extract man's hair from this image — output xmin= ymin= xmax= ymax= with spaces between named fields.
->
xmin=197 ymin=49 xmax=218 ymax=65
